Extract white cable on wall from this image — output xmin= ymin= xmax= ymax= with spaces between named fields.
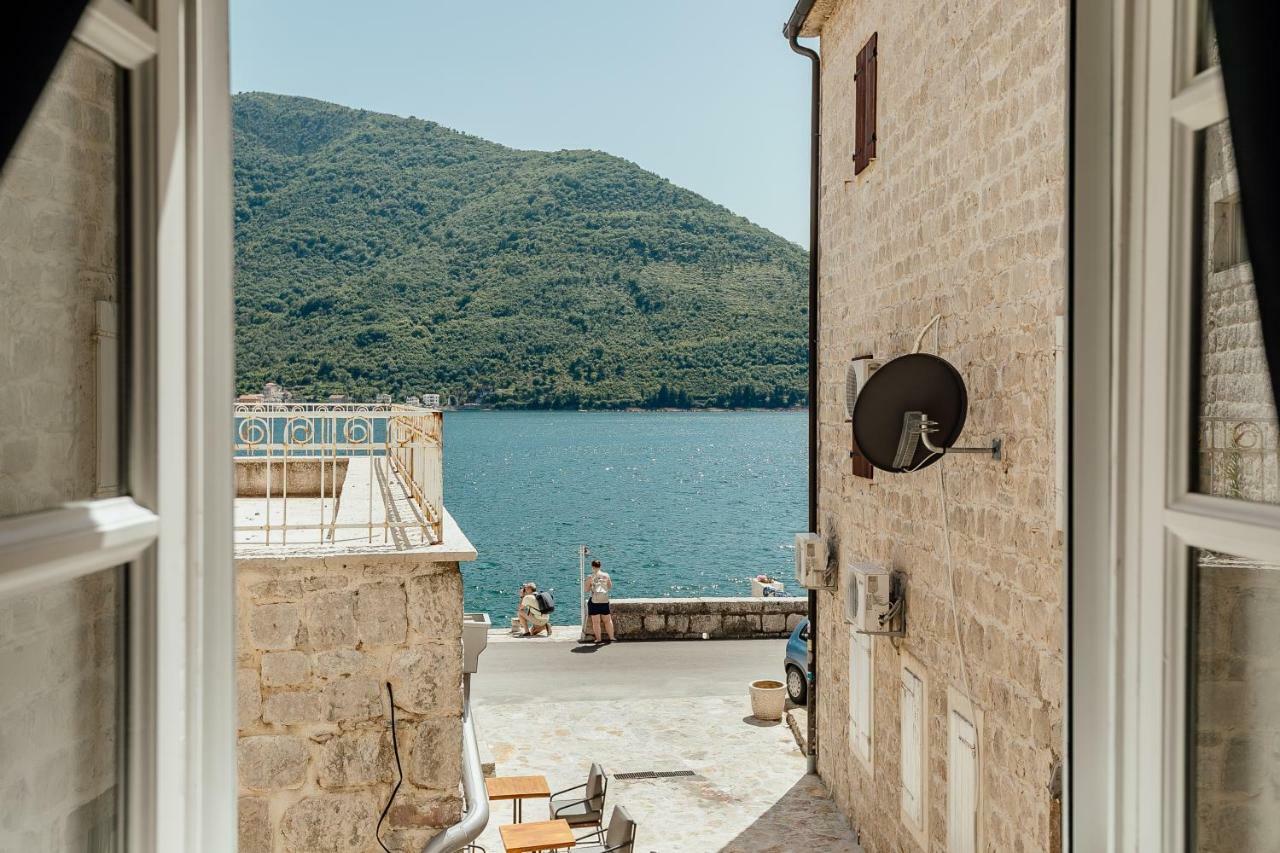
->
xmin=929 ymin=313 xmax=984 ymax=828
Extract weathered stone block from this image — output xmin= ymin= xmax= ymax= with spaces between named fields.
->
xmin=763 ymin=614 xmax=787 ymax=634
xmin=406 ymin=570 xmax=463 ymax=639
xmin=318 ymin=729 xmax=392 ymax=789
xmin=689 ymin=614 xmax=720 ymax=635
xmin=262 ymin=650 xmax=310 ymax=687
xmin=407 ymin=716 xmax=463 ymax=790
xmin=238 ymin=796 xmax=271 ymax=853
xmin=668 ymin=614 xmax=690 ymax=635
xmin=611 ymin=613 xmax=643 ymax=636
xmin=723 ymin=614 xmax=762 ymax=636
xmin=237 ymin=667 xmax=261 ymax=729
xmin=304 ymin=591 xmax=356 ymax=650
xmin=324 ymin=677 xmax=385 ymax=723
xmin=785 ymin=613 xmax=806 ymax=631
xmin=313 ymin=649 xmax=369 ymax=679
xmin=249 ymin=579 xmax=303 ymax=603
xmin=280 ymin=793 xmax=375 ymax=853
xmin=388 ymin=790 xmax=462 ymax=829
xmin=302 ymin=574 xmax=349 ymax=592
xmin=642 ymin=615 xmax=665 ymax=634
xmin=250 ymin=603 xmax=300 ymax=650
xmin=238 ymin=735 xmax=309 ymax=790
xmin=262 ymin=690 xmax=323 ymax=726
xmin=388 ymin=646 xmax=462 ymax=716
xmin=356 ymin=580 xmax=407 ymax=646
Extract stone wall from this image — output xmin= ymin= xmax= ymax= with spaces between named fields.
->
xmin=0 ymin=41 xmax=123 ymax=850
xmin=804 ymin=1 xmax=1067 ymax=851
xmin=607 ymin=597 xmax=807 ymax=640
xmin=236 ymin=554 xmax=465 ymax=853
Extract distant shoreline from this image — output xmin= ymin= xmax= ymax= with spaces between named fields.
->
xmin=448 ymin=406 xmax=809 ymax=414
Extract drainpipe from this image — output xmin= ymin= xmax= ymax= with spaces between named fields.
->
xmin=785 ymin=3 xmax=820 ymax=777
xmin=422 ymin=674 xmax=489 ymax=853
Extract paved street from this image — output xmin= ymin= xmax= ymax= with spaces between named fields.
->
xmin=472 ymin=635 xmax=789 ymax=705
xmin=470 ymin=637 xmax=860 ymax=853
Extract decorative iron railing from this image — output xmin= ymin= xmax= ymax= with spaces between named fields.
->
xmin=1198 ymin=416 xmax=1279 ymax=504
xmin=233 ymin=403 xmax=444 ymax=547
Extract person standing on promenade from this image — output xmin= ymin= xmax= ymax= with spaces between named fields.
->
xmin=584 ymin=559 xmax=616 ymax=644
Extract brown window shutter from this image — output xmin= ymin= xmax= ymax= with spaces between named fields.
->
xmin=854 ymin=43 xmax=867 ymax=173
xmin=851 ymin=431 xmax=875 ymax=479
xmin=865 ymin=33 xmax=877 ymax=166
xmin=853 ymin=33 xmax=878 ymax=175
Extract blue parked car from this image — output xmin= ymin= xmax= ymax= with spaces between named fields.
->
xmin=784 ymin=618 xmax=811 ymax=704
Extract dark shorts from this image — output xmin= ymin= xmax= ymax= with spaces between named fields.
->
xmin=587 ymin=600 xmax=611 ymax=616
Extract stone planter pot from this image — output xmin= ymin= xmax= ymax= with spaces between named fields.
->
xmin=749 ymin=679 xmax=786 ymax=721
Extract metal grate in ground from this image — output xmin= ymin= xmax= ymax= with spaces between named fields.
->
xmin=614 ymin=770 xmax=698 ymax=781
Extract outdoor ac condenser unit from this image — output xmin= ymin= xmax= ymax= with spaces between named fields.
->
xmin=794 ymin=532 xmax=833 ymax=589
xmin=844 ymin=563 xmax=897 ymax=633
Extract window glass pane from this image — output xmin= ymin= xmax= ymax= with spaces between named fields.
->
xmin=0 ymin=565 xmax=124 ymax=851
xmin=1193 ymin=119 xmax=1276 ymax=505
xmin=1192 ymin=548 xmax=1280 ymax=851
xmin=1197 ymin=0 xmax=1220 ymax=72
xmin=0 ymin=42 xmax=123 ymax=518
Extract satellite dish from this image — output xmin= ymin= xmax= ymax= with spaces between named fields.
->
xmin=851 ymin=353 xmax=996 ymax=473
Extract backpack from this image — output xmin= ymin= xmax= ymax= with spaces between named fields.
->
xmin=534 ymin=589 xmax=556 ymax=614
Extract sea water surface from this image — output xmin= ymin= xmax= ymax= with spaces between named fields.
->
xmin=443 ymin=411 xmax=806 ymax=625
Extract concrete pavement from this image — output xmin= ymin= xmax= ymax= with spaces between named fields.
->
xmin=469 ymin=637 xmax=861 ymax=852
xmin=471 ymin=636 xmax=789 ymax=705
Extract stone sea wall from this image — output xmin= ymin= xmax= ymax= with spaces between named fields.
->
xmin=607 ymin=597 xmax=807 ymax=640
xmin=236 ymin=554 xmax=464 ymax=853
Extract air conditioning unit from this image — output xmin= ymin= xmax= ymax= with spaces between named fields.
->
xmin=794 ymin=533 xmax=833 ymax=589
xmin=845 ymin=357 xmax=884 ymax=420
xmin=844 ymin=563 xmax=898 ymax=634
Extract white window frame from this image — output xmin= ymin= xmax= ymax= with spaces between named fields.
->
xmin=848 ymin=628 xmax=874 ymax=770
xmin=899 ymin=651 xmax=928 ymax=845
xmin=0 ymin=1 xmax=234 ymax=851
xmin=1071 ymin=0 xmax=1280 ymax=849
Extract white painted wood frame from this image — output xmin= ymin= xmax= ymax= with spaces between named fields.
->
xmin=1070 ymin=0 xmax=1280 ymax=849
xmin=0 ymin=0 xmax=233 ymax=850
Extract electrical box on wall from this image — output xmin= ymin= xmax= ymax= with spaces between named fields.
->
xmin=794 ymin=533 xmax=834 ymax=589
xmin=844 ymin=563 xmax=905 ymax=635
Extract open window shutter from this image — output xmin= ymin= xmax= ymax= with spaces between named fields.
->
xmin=849 ymin=633 xmax=872 ymax=759
xmin=948 ymin=711 xmax=979 ymax=853
xmin=853 ymin=33 xmax=879 ymax=175
xmin=900 ymin=667 xmax=923 ymax=824
xmin=864 ymin=33 xmax=878 ymax=167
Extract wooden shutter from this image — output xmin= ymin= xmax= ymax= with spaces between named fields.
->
xmin=853 ymin=32 xmax=878 ymax=175
xmin=900 ymin=665 xmax=924 ymax=825
xmin=948 ymin=710 xmax=979 ymax=853
xmin=849 ymin=632 xmax=873 ymax=761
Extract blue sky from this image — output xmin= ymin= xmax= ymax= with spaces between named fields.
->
xmin=230 ymin=0 xmax=814 ymax=245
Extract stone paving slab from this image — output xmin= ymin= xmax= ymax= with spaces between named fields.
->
xmin=472 ymin=695 xmax=861 ymax=852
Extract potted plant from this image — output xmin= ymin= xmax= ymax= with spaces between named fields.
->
xmin=749 ymin=679 xmax=787 ymax=721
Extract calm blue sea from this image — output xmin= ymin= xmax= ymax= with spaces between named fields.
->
xmin=442 ymin=411 xmax=806 ymax=625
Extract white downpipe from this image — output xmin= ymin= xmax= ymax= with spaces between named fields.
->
xmin=421 ymin=674 xmax=489 ymax=853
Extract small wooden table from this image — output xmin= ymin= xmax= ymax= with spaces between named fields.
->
xmin=499 ymin=818 xmax=576 ymax=853
xmin=486 ymin=774 xmax=551 ymax=823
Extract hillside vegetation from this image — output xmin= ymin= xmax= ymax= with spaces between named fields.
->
xmin=234 ymin=92 xmax=808 ymax=408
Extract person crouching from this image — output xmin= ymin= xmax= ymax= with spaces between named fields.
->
xmin=517 ymin=582 xmax=552 ymax=637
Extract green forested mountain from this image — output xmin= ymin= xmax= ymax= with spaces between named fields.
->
xmin=234 ymin=92 xmax=808 ymax=408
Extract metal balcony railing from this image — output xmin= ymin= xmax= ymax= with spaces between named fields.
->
xmin=233 ymin=403 xmax=444 ymax=547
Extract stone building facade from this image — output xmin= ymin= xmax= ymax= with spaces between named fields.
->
xmin=0 ymin=41 xmax=123 ymax=850
xmin=236 ymin=548 xmax=472 ymax=853
xmin=795 ymin=0 xmax=1068 ymax=850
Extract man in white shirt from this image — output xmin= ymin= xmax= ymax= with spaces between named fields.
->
xmin=517 ymin=582 xmax=551 ymax=637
